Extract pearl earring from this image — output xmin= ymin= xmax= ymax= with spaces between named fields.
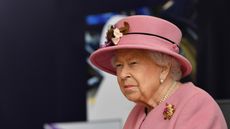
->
xmin=160 ymin=79 xmax=164 ymax=84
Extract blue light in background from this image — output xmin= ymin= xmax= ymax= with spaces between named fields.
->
xmin=85 ymin=7 xmax=151 ymax=26
xmin=86 ymin=12 xmax=118 ymax=25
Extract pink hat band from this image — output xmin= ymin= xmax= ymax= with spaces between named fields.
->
xmin=107 ymin=32 xmax=180 ymax=53
xmin=125 ymin=32 xmax=178 ymax=46
xmin=90 ymin=15 xmax=192 ymax=77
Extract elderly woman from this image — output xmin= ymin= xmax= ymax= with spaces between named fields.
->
xmin=89 ymin=15 xmax=227 ymax=129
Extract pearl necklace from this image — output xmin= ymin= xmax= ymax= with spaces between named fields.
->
xmin=145 ymin=81 xmax=178 ymax=114
xmin=159 ymin=81 xmax=177 ymax=104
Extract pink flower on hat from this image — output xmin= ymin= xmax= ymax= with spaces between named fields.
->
xmin=105 ymin=22 xmax=129 ymax=46
xmin=111 ymin=28 xmax=123 ymax=45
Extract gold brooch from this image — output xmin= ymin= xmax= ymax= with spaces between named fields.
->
xmin=105 ymin=21 xmax=129 ymax=46
xmin=163 ymin=103 xmax=175 ymax=120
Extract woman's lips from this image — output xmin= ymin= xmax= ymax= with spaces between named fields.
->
xmin=124 ymin=85 xmax=136 ymax=88
xmin=123 ymin=85 xmax=137 ymax=93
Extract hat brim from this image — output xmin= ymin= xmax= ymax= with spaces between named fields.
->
xmin=89 ymin=36 xmax=192 ymax=78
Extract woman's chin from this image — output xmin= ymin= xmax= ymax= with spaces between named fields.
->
xmin=125 ymin=92 xmax=140 ymax=102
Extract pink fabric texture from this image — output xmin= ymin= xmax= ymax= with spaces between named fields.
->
xmin=89 ymin=15 xmax=192 ymax=77
xmin=123 ymin=82 xmax=228 ymax=129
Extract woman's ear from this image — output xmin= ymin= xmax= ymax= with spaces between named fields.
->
xmin=160 ymin=63 xmax=171 ymax=81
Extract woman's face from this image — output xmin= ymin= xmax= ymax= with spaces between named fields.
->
xmin=114 ymin=49 xmax=162 ymax=104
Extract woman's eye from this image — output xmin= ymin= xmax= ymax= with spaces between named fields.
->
xmin=115 ymin=64 xmax=122 ymax=68
xmin=130 ymin=61 xmax=137 ymax=65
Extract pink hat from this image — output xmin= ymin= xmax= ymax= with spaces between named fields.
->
xmin=89 ymin=15 xmax=192 ymax=77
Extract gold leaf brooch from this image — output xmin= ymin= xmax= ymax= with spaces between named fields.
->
xmin=163 ymin=103 xmax=175 ymax=120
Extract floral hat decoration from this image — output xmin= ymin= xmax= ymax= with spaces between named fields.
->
xmin=105 ymin=21 xmax=130 ymax=46
xmin=89 ymin=15 xmax=192 ymax=77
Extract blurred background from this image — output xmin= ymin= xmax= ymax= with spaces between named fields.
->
xmin=0 ymin=0 xmax=229 ymax=129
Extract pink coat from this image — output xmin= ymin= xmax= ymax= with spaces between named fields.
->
xmin=123 ymin=82 xmax=228 ymax=129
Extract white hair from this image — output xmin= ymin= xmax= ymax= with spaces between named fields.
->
xmin=148 ymin=51 xmax=182 ymax=81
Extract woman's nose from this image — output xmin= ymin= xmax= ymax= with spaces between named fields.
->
xmin=119 ymin=67 xmax=131 ymax=80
